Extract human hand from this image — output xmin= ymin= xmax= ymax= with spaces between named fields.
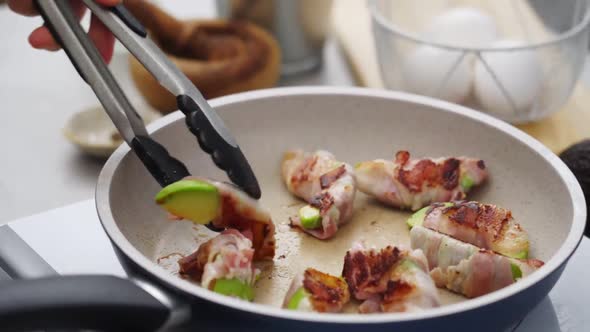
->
xmin=8 ymin=0 xmax=122 ymax=63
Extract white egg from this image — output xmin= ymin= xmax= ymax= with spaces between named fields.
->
xmin=424 ymin=7 xmax=498 ymax=48
xmin=402 ymin=45 xmax=472 ymax=103
xmin=473 ymin=40 xmax=543 ymax=119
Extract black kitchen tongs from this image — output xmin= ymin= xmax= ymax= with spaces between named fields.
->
xmin=34 ymin=0 xmax=261 ymax=200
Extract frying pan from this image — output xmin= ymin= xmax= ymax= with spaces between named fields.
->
xmin=0 ymin=87 xmax=585 ymax=331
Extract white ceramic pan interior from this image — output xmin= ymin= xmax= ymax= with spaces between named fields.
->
xmin=96 ymin=87 xmax=585 ymax=323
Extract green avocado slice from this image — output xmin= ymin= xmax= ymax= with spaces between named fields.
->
xmin=511 ymin=250 xmax=529 ymax=259
xmin=460 ymin=175 xmax=475 ymax=191
xmin=398 ymin=258 xmax=420 ymax=272
xmin=407 ymin=206 xmax=429 ymax=229
xmin=299 ymin=205 xmax=322 ymax=229
xmin=213 ymin=278 xmax=254 ymax=301
xmin=155 ymin=179 xmax=220 ymax=224
xmin=287 ymin=287 xmax=309 ymax=310
xmin=510 ymin=263 xmax=523 ymax=281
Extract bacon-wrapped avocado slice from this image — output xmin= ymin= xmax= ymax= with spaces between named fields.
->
xmin=283 ymin=268 xmax=350 ymax=313
xmin=355 ymin=151 xmax=487 ymax=211
xmin=282 ymin=150 xmax=357 ymax=239
xmin=178 ymin=229 xmax=258 ymax=301
xmin=410 ymin=225 xmax=543 ymax=298
xmin=407 ymin=201 xmax=529 ymax=259
xmin=342 ymin=243 xmax=440 ymax=313
xmin=156 ymin=178 xmax=275 ymax=261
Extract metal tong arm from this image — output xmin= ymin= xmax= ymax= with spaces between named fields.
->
xmin=37 ymin=0 xmax=147 ymax=146
xmin=34 ymin=0 xmax=190 ymax=187
xmin=80 ymin=0 xmax=235 ymax=146
xmin=36 ymin=0 xmax=260 ymax=198
xmin=80 ymin=0 xmax=261 ymax=199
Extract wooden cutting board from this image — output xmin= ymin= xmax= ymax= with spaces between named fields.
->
xmin=331 ymin=0 xmax=590 ymax=154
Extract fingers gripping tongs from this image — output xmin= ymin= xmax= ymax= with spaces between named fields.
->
xmin=34 ymin=0 xmax=261 ymax=203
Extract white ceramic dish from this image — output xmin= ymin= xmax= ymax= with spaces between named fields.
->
xmin=63 ymin=105 xmax=161 ymax=157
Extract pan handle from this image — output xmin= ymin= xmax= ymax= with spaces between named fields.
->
xmin=0 ymin=275 xmax=172 ymax=331
xmin=0 ymin=226 xmax=57 ymax=279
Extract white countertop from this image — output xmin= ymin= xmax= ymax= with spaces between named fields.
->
xmin=4 ymin=199 xmax=589 ymax=331
xmin=0 ymin=1 xmax=354 ymax=224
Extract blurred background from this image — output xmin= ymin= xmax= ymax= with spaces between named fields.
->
xmin=2 ymin=0 xmax=590 ymax=228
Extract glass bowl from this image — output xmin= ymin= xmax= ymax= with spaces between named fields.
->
xmin=369 ymin=0 xmax=590 ymax=124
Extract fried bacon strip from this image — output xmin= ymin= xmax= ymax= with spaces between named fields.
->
xmin=342 ymin=243 xmax=440 ymax=313
xmin=282 ymin=150 xmax=357 ymax=239
xmin=355 ymin=151 xmax=487 ymax=211
xmin=282 ymin=268 xmax=350 ymax=312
